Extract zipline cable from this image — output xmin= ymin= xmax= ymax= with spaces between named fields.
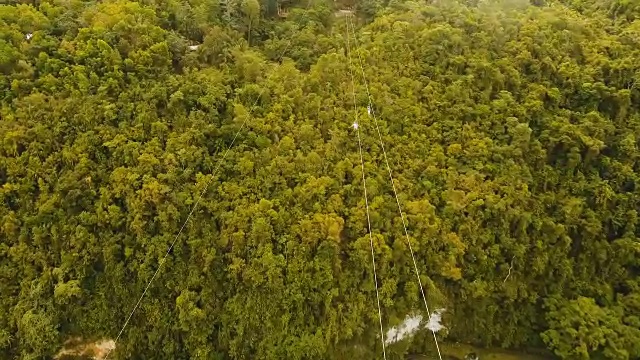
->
xmin=347 ymin=15 xmax=443 ymax=360
xmin=104 ymin=41 xmax=292 ymax=360
xmin=345 ymin=16 xmax=387 ymax=360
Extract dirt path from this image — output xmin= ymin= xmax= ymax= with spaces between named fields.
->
xmin=412 ymin=342 xmax=554 ymax=360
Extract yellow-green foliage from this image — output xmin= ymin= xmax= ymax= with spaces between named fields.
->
xmin=0 ymin=0 xmax=639 ymax=359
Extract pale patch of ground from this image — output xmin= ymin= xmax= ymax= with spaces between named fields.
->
xmin=426 ymin=308 xmax=446 ymax=333
xmin=335 ymin=9 xmax=354 ymax=17
xmin=55 ymin=338 xmax=115 ymax=360
xmin=386 ymin=308 xmax=447 ymax=345
xmin=386 ymin=314 xmax=423 ymax=344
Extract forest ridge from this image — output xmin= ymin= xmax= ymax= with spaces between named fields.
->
xmin=0 ymin=0 xmax=639 ymax=359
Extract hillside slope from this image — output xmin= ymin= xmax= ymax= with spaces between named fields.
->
xmin=0 ymin=0 xmax=639 ymax=359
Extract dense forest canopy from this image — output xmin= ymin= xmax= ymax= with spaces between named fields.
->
xmin=0 ymin=0 xmax=639 ymax=359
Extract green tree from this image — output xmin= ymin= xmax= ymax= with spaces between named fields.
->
xmin=241 ymin=0 xmax=260 ymax=45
